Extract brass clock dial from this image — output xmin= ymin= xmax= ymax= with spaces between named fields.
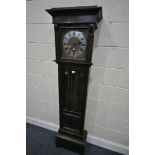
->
xmin=62 ymin=31 xmax=87 ymax=59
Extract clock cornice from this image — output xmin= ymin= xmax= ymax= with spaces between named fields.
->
xmin=46 ymin=5 xmax=102 ymax=29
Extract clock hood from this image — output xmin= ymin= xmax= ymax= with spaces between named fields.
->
xmin=45 ymin=6 xmax=102 ymax=29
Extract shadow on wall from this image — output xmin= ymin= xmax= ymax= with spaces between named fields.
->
xmin=94 ymin=19 xmax=129 ymax=48
xmin=86 ymin=21 xmax=102 ymax=133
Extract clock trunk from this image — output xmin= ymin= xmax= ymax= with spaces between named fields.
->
xmin=59 ymin=64 xmax=89 ymax=133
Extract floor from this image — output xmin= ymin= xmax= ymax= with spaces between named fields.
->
xmin=26 ymin=123 xmax=124 ymax=155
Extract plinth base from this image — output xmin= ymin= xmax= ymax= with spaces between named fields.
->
xmin=55 ymin=130 xmax=87 ymax=155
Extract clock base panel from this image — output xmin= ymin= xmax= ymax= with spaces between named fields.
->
xmin=55 ymin=130 xmax=87 ymax=155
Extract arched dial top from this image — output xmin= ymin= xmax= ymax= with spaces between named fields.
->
xmin=62 ymin=31 xmax=87 ymax=59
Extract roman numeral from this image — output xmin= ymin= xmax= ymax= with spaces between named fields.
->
xmin=68 ymin=32 xmax=71 ymax=37
xmin=77 ymin=33 xmax=80 ymax=37
xmin=80 ymin=48 xmax=83 ymax=51
xmin=82 ymin=44 xmax=85 ymax=46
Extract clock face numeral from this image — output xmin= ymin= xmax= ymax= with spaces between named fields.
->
xmin=63 ymin=30 xmax=87 ymax=59
xmin=68 ymin=32 xmax=71 ymax=37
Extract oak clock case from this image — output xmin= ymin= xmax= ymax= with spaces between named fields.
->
xmin=46 ymin=6 xmax=102 ymax=155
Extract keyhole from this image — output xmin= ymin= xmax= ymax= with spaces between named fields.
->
xmin=71 ymin=70 xmax=75 ymax=74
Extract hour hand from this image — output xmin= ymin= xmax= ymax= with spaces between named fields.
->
xmin=66 ymin=45 xmax=72 ymax=49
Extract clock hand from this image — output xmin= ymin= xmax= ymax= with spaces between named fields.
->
xmin=66 ymin=45 xmax=77 ymax=51
xmin=72 ymin=42 xmax=82 ymax=51
xmin=66 ymin=45 xmax=72 ymax=49
xmin=66 ymin=45 xmax=76 ymax=51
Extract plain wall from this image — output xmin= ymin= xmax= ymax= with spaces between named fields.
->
xmin=26 ymin=0 xmax=129 ymax=151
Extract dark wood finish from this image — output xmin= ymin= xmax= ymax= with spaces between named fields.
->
xmin=46 ymin=6 xmax=102 ymax=29
xmin=46 ymin=6 xmax=102 ymax=155
xmin=56 ymin=130 xmax=87 ymax=155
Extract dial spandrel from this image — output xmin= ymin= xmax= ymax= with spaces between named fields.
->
xmin=62 ymin=30 xmax=87 ymax=59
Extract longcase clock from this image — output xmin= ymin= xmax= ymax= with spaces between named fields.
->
xmin=46 ymin=6 xmax=102 ymax=155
